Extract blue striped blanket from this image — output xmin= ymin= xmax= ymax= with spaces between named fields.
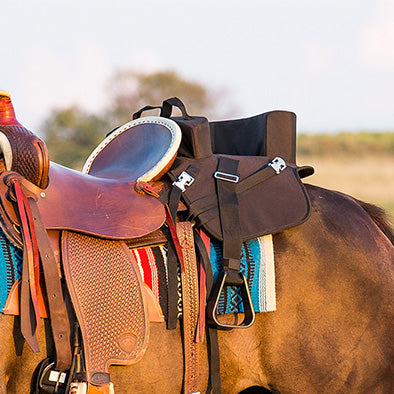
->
xmin=0 ymin=228 xmax=276 ymax=315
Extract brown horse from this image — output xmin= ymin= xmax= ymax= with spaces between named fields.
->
xmin=0 ymin=183 xmax=393 ymax=393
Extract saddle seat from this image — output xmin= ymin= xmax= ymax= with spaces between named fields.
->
xmin=0 ymin=161 xmax=166 ymax=243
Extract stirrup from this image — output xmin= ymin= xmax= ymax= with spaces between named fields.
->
xmin=206 ymin=269 xmax=255 ymax=330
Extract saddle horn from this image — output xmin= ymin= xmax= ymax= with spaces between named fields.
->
xmin=0 ymin=91 xmax=49 ymax=189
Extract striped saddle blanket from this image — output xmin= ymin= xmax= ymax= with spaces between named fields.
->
xmin=0 ymin=228 xmax=276 ymax=317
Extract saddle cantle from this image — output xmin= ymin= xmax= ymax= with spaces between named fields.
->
xmin=83 ymin=115 xmax=182 ymax=181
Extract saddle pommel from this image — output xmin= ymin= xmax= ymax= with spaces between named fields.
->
xmin=0 ymin=91 xmax=49 ymax=189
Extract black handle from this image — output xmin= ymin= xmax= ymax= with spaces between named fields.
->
xmin=160 ymin=97 xmax=191 ymax=119
xmin=132 ymin=105 xmax=162 ymax=120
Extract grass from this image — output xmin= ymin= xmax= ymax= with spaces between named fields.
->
xmin=296 ymin=132 xmax=394 ymax=221
xmin=298 ymin=153 xmax=394 ymax=221
xmin=297 ymin=132 xmax=394 ymax=157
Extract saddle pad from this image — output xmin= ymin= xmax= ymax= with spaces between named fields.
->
xmin=83 ymin=116 xmax=182 ymax=182
xmin=62 ymin=231 xmax=149 ymax=385
xmin=0 ymin=227 xmax=276 ymax=318
xmin=209 ymin=234 xmax=276 ymax=314
xmin=132 ymin=234 xmax=276 ymax=316
xmin=0 ymin=227 xmax=22 ymax=312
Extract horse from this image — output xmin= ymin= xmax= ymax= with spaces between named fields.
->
xmin=1 ymin=182 xmax=393 ymax=393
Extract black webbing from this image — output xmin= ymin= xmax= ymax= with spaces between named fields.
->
xmin=132 ymin=105 xmax=162 ymax=120
xmin=215 ymin=156 xmax=242 ymax=273
xmin=165 ymin=186 xmax=183 ymax=330
xmin=235 ymin=163 xmax=278 ymax=195
xmin=164 ymin=167 xmax=198 ymax=330
xmin=160 ymin=97 xmax=191 ymax=119
xmin=165 ymin=230 xmax=179 ymax=330
xmin=206 ymin=327 xmax=222 ymax=394
xmin=194 ymin=230 xmax=222 ymax=394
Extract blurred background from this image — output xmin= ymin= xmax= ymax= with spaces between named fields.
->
xmin=2 ymin=1 xmax=393 ymax=217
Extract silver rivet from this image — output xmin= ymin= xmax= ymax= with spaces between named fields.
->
xmin=40 ymin=192 xmax=46 ymax=198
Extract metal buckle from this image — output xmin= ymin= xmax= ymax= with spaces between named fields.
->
xmin=268 ymin=157 xmax=287 ymax=174
xmin=214 ymin=171 xmax=239 ymax=183
xmin=172 ymin=171 xmax=195 ymax=192
xmin=38 ymin=361 xmax=68 ymax=393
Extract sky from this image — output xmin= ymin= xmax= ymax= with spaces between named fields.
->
xmin=2 ymin=0 xmax=394 ymax=134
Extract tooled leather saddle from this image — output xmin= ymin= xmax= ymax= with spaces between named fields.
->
xmin=0 ymin=91 xmax=313 ymax=394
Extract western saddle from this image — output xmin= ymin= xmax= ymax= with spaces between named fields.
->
xmin=0 ymin=92 xmax=313 ymax=394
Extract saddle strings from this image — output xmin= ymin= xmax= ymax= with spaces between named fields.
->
xmin=10 ymin=177 xmax=41 ymax=351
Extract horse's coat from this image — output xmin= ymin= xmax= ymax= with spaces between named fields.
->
xmin=0 ymin=184 xmax=393 ymax=393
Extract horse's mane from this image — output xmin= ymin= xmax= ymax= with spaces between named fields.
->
xmin=354 ymin=198 xmax=394 ymax=245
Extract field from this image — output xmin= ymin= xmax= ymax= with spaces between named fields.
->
xmin=297 ymin=132 xmax=394 ymax=221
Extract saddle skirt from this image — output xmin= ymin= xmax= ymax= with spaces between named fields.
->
xmin=168 ymin=155 xmax=310 ymax=241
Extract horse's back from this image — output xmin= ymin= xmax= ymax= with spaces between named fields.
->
xmin=261 ymin=184 xmax=394 ymax=393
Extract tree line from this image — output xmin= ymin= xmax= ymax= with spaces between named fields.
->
xmin=41 ymin=69 xmax=393 ymax=170
xmin=42 ymin=70 xmax=224 ymax=169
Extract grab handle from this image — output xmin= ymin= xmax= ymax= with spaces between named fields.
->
xmin=160 ymin=97 xmax=191 ymax=119
xmin=132 ymin=105 xmax=162 ymax=120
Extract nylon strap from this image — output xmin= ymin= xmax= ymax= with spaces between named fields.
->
xmin=193 ymin=230 xmax=222 ymax=394
xmin=132 ymin=105 xmax=162 ymax=120
xmin=160 ymin=97 xmax=192 ymax=119
xmin=215 ymin=156 xmax=242 ymax=272
xmin=164 ymin=166 xmax=198 ymax=329
xmin=165 ymin=204 xmax=185 ymax=329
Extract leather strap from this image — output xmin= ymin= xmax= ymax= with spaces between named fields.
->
xmin=11 ymin=179 xmax=41 ymax=353
xmin=177 ymin=221 xmax=200 ymax=394
xmin=28 ymin=198 xmax=72 ymax=371
xmin=4 ymin=174 xmax=71 ymax=370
